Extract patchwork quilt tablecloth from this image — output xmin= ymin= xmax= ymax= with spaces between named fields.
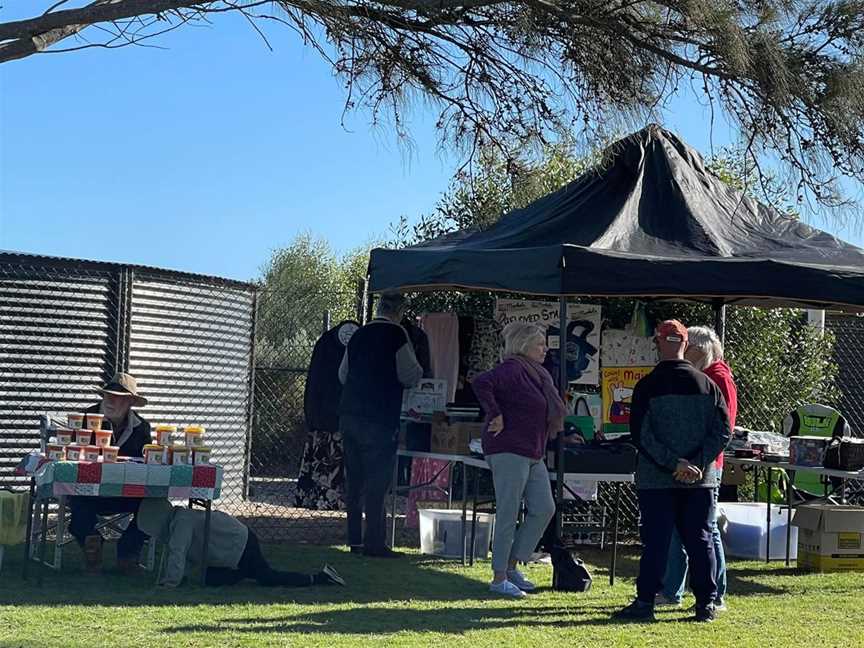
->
xmin=34 ymin=461 xmax=223 ymax=501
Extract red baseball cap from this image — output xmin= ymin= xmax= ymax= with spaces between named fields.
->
xmin=655 ymin=319 xmax=688 ymax=343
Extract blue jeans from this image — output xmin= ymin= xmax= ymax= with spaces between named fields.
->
xmin=636 ymin=487 xmax=717 ymax=607
xmin=662 ymin=487 xmax=726 ymax=603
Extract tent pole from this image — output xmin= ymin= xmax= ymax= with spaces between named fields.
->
xmin=558 ymin=296 xmax=568 ymax=398
xmin=713 ymin=299 xmax=726 ymax=345
xmin=555 ymin=294 xmax=567 ymax=543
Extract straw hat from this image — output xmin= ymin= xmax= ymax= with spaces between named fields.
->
xmin=98 ymin=372 xmax=148 ymax=407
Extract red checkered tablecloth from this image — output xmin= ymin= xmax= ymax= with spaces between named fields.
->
xmin=34 ymin=461 xmax=223 ymax=500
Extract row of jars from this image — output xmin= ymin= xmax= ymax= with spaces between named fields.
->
xmin=47 ymin=443 xmax=119 ymax=463
xmin=142 ymin=443 xmax=211 ymax=466
xmin=147 ymin=423 xmax=211 ymax=465
xmin=48 ymin=416 xmax=210 ymax=465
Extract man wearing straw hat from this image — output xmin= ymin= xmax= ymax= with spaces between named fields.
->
xmin=69 ymin=372 xmax=152 ymax=573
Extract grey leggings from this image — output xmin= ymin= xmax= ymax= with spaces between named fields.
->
xmin=487 ymin=453 xmax=556 ymax=573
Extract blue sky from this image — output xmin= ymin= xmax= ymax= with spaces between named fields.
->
xmin=1 ymin=10 xmax=862 ymax=282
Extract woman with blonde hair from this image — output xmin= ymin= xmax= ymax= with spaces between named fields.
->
xmin=472 ymin=321 xmax=566 ymax=597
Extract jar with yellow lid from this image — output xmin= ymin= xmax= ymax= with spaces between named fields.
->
xmin=154 ymin=424 xmax=177 ymax=446
xmin=184 ymin=425 xmax=205 ymax=448
xmin=143 ymin=444 xmax=164 ymax=465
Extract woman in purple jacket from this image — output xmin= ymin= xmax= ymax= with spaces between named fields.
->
xmin=472 ymin=322 xmax=566 ymax=597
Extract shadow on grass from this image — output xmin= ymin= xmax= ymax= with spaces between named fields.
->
xmin=2 ymin=539 xmax=810 ymax=611
xmin=0 ymin=544 xmax=495 ymax=608
xmin=577 ymin=546 xmax=793 ymax=597
xmin=161 ymin=604 xmax=686 ymax=636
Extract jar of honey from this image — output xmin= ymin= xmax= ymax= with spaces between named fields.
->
xmin=154 ymin=424 xmax=177 ymax=446
xmin=171 ymin=447 xmax=190 ymax=465
xmin=143 ymin=444 xmax=164 ymax=465
xmin=184 ymin=425 xmax=205 ymax=448
xmin=192 ymin=446 xmax=211 ymax=465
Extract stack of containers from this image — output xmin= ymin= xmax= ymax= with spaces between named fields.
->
xmin=50 ymin=412 xmax=120 ymax=463
xmin=143 ymin=424 xmax=210 ymax=466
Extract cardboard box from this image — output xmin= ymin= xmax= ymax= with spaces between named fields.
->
xmin=430 ymin=421 xmax=483 ymax=455
xmin=792 ymin=504 xmax=864 ymax=572
xmin=721 ymin=462 xmax=747 ymax=486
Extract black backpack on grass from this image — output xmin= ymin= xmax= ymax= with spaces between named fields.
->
xmin=550 ymin=546 xmax=592 ymax=592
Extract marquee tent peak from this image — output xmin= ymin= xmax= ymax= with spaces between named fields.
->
xmin=370 ymin=125 xmax=864 ymax=311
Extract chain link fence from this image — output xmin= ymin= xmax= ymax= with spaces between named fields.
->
xmin=3 ymin=252 xmax=863 ymax=549
xmin=245 ymin=287 xmax=361 ymax=541
xmin=828 ymin=314 xmax=864 ymax=437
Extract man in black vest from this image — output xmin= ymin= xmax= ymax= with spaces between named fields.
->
xmin=338 ymin=292 xmax=423 ymax=557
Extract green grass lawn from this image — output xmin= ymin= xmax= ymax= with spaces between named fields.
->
xmin=1 ymin=542 xmax=862 ymax=648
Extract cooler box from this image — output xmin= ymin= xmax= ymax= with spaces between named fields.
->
xmin=793 ymin=504 xmax=864 ymax=572
xmin=718 ymin=502 xmax=798 ymax=561
xmin=419 ymin=509 xmax=494 ymax=559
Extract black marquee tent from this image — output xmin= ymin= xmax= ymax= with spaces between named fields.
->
xmin=369 ymin=125 xmax=864 ymax=312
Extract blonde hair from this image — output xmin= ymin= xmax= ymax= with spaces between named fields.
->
xmin=686 ymin=325 xmax=724 ymax=370
xmin=502 ymin=321 xmax=546 ymax=357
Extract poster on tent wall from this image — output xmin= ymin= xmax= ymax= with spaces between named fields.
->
xmin=494 ymin=299 xmax=601 ymax=385
xmin=600 ymin=366 xmax=652 ymax=438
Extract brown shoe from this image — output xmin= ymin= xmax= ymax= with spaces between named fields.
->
xmin=116 ymin=557 xmax=143 ymax=575
xmin=83 ymin=535 xmax=103 ymax=572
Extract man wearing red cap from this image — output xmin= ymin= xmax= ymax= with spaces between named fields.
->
xmin=613 ymin=320 xmax=731 ymax=623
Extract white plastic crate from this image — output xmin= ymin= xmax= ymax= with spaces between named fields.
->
xmin=718 ymin=502 xmax=798 ymax=561
xmin=418 ymin=509 xmax=494 ymax=559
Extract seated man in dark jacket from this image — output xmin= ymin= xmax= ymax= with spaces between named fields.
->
xmin=69 ymin=372 xmax=152 ymax=573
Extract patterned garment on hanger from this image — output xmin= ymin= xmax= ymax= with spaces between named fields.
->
xmin=466 ymin=319 xmax=502 ymax=382
xmin=294 ymin=429 xmax=345 ymax=511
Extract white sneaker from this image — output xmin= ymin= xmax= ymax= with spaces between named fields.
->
xmin=490 ymin=579 xmax=527 ymax=598
xmin=506 ymin=568 xmax=536 ymax=592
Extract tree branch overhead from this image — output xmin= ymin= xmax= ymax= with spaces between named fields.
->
xmin=4 ymin=0 xmax=864 ymax=214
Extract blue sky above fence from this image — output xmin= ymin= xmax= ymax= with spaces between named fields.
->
xmin=1 ymin=11 xmax=861 ymax=282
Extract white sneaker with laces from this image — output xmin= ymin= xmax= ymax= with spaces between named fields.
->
xmin=506 ymin=568 xmax=536 ymax=592
xmin=490 ymin=579 xmax=527 ymax=598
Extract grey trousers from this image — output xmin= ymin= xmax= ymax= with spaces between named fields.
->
xmin=487 ymin=452 xmax=556 ymax=573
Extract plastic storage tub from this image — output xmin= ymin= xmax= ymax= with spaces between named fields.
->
xmin=718 ymin=502 xmax=797 ymax=561
xmin=419 ymin=509 xmax=494 ymax=559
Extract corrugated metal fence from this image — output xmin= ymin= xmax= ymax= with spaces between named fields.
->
xmin=0 ymin=253 xmax=255 ymax=514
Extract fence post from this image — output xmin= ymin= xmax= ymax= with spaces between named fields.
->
xmin=357 ymin=278 xmax=369 ymax=324
xmin=113 ymin=266 xmax=134 ymax=375
xmin=242 ymin=287 xmax=259 ymax=501
xmin=713 ymin=299 xmax=726 ymax=345
xmin=322 ymin=309 xmax=331 ymax=335
xmin=366 ymin=288 xmax=375 ymax=325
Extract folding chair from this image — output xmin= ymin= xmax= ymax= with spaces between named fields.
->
xmin=782 ymin=403 xmax=857 ymax=503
